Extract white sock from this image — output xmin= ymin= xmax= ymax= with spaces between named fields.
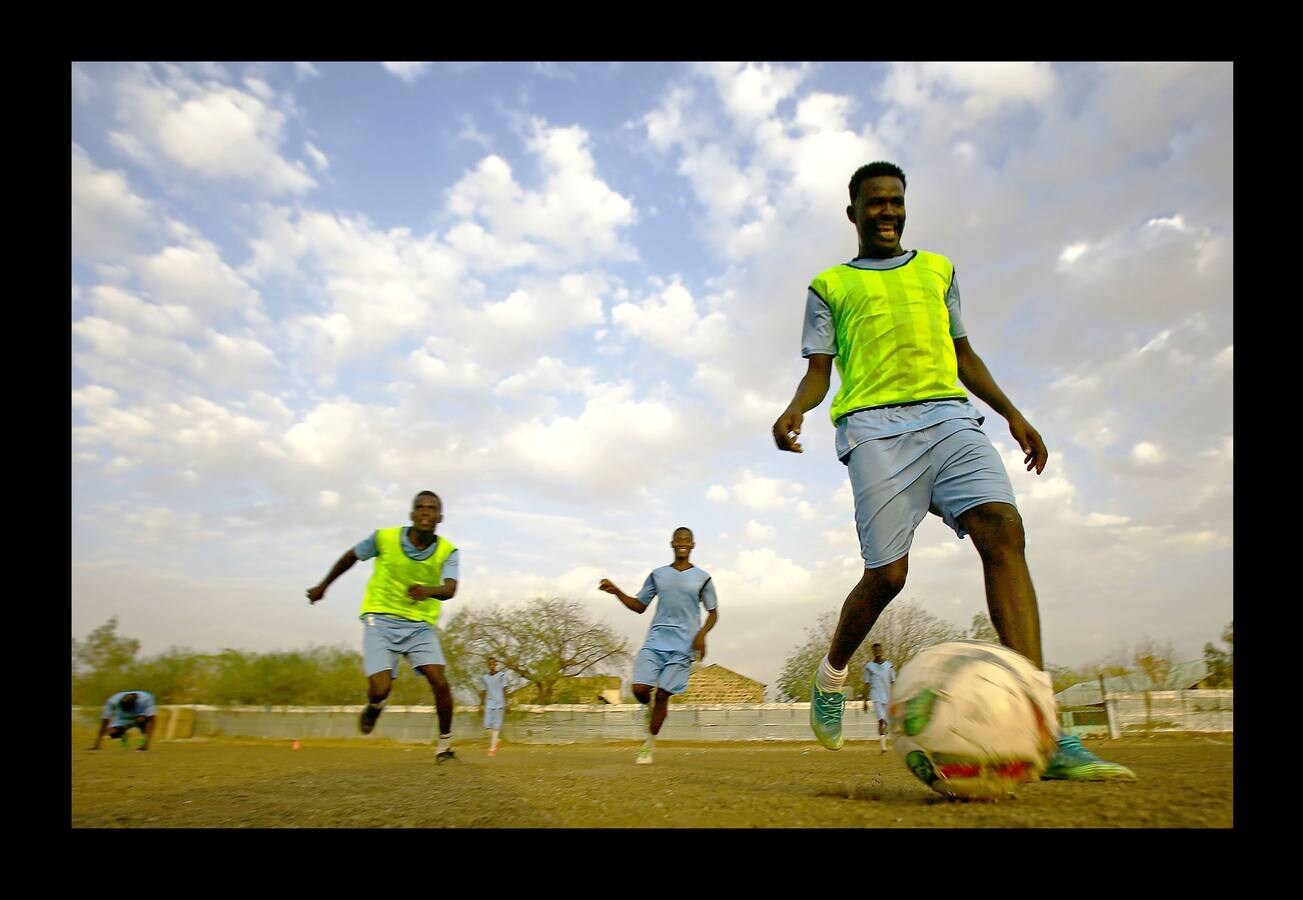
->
xmin=438 ymin=733 xmax=451 ymax=752
xmin=490 ymin=729 xmax=499 ymax=750
xmin=880 ymin=734 xmax=888 ymax=749
xmin=644 ymin=731 xmax=656 ymax=749
xmin=816 ymin=656 xmax=848 ymax=694
xmin=368 ymin=699 xmax=386 ymax=710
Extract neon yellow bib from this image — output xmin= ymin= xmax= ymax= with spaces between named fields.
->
xmin=811 ymin=251 xmax=968 ymax=422
xmin=359 ymin=527 xmax=456 ymax=626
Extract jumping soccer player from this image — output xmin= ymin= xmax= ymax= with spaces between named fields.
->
xmin=772 ymin=161 xmax=1134 ymax=781
xmin=861 ymin=643 xmax=895 ymax=753
xmin=599 ymin=526 xmax=718 ymax=765
xmin=307 ymin=490 xmax=460 ymax=763
xmin=90 ymin=690 xmax=157 ymax=751
xmin=479 ymin=656 xmax=510 ymax=757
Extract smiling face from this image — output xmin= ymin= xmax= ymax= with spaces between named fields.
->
xmin=671 ymin=527 xmax=695 ymax=561
xmin=847 ymin=175 xmax=906 ymax=258
xmin=410 ymin=493 xmax=442 ymax=532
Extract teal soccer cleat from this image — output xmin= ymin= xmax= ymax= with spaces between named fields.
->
xmin=1042 ymin=734 xmax=1138 ymax=781
xmin=810 ymin=678 xmax=846 ymax=750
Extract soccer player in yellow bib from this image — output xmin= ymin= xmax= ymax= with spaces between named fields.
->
xmin=772 ymin=162 xmax=1134 ymax=782
xmin=307 ymin=490 xmax=461 ymax=763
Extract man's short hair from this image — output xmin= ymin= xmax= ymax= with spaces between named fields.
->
xmin=673 ymin=526 xmax=694 ymax=540
xmin=413 ymin=490 xmax=441 ymax=507
xmin=849 ymin=162 xmax=907 ymax=202
xmin=119 ymin=693 xmax=137 ymax=712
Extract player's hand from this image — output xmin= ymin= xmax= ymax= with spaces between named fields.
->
xmin=772 ymin=406 xmax=805 ymax=453
xmin=1008 ymin=413 xmax=1048 ymax=474
xmin=692 ymin=634 xmax=707 ymax=662
xmin=407 ymin=585 xmax=431 ymax=602
xmin=306 ymin=585 xmax=326 ymax=604
xmin=598 ymin=578 xmax=618 ymax=595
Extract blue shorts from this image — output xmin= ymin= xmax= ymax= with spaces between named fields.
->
xmin=362 ymin=614 xmax=445 ymax=677
xmin=845 ymin=418 xmax=1017 ymax=568
xmin=872 ymin=699 xmax=889 ymax=723
xmin=632 ymin=647 xmax=694 ymax=695
xmin=483 ymin=706 xmax=504 ymax=730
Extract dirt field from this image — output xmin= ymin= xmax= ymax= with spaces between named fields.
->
xmin=71 ymin=732 xmax=1232 ymax=828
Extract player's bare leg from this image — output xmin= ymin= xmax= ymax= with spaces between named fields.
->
xmin=632 ymin=683 xmax=659 ymax=764
xmin=812 ymin=559 xmax=908 ymax=750
xmin=360 ymin=670 xmax=393 ymax=734
xmin=959 ymin=503 xmax=1043 ymax=667
xmin=419 ymin=664 xmax=457 ymax=762
xmin=959 ymin=502 xmax=1135 ymax=781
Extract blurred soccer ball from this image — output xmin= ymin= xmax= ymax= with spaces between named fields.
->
xmin=888 ymin=640 xmax=1057 ymax=800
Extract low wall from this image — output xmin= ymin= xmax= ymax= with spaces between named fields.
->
xmin=72 ymin=703 xmax=892 ymax=744
xmin=73 ymin=691 xmax=1233 ymax=745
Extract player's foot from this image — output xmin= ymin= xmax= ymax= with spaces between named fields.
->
xmin=1041 ymin=734 xmax=1137 ymax=781
xmin=635 ymin=747 xmax=654 ymax=765
xmin=809 ymin=679 xmax=845 ymax=750
xmin=435 ymin=749 xmax=457 ymax=764
xmin=358 ymin=703 xmax=383 ymax=735
xmin=487 ymin=747 xmax=497 ymax=757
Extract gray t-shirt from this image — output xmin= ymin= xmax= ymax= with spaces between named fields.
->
xmin=801 ymin=251 xmax=985 ymax=460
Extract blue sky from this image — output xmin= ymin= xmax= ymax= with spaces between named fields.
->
xmin=72 ymin=62 xmax=1233 ymax=694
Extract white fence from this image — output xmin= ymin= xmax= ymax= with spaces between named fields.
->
xmin=74 ymin=691 xmax=1233 ymax=745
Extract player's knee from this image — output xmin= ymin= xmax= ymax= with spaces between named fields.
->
xmin=632 ymin=684 xmax=652 ymax=704
xmin=108 ymin=727 xmax=124 ymax=739
xmin=655 ymin=688 xmax=672 ymax=704
xmin=967 ymin=505 xmax=1025 ymax=556
xmin=862 ymin=558 xmax=908 ymax=597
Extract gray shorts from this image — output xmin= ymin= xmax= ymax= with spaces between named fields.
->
xmin=845 ymin=418 xmax=1017 ymax=568
xmin=361 ymin=613 xmax=445 ymax=677
xmin=483 ymin=706 xmax=504 ymax=730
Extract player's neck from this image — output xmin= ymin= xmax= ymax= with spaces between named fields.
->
xmin=854 ymin=245 xmax=907 ymax=260
xmin=670 ymin=559 xmax=694 ymax=571
xmin=408 ymin=527 xmax=437 ymax=549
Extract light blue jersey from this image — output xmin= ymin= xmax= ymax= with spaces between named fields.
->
xmin=103 ymin=691 xmax=157 ymax=726
xmin=480 ymin=671 xmax=509 ymax=709
xmin=636 ymin=565 xmax=717 ymax=656
xmin=801 ymin=252 xmax=986 ymax=458
xmin=355 ymin=528 xmax=461 ymax=581
xmin=863 ymin=660 xmax=895 ymax=702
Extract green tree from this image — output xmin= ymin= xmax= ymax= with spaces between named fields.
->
xmin=72 ymin=617 xmax=142 ymax=705
xmin=1203 ymin=619 xmax=1233 ymax=687
xmin=448 ymin=597 xmax=630 ymax=705
xmin=966 ymin=612 xmax=999 ymax=642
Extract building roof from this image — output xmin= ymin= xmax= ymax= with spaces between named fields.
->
xmin=672 ymin=663 xmax=766 ymax=704
xmin=1054 ymin=659 xmax=1209 ymax=707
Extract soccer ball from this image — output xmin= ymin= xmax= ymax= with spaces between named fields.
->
xmin=888 ymin=640 xmax=1058 ymax=801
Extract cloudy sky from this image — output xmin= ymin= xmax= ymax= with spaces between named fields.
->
xmin=72 ymin=62 xmax=1232 ymax=695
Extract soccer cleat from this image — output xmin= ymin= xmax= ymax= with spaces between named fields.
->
xmin=358 ymin=703 xmax=383 ymax=735
xmin=635 ymin=748 xmax=654 ymax=765
xmin=1041 ymin=734 xmax=1138 ymax=781
xmin=809 ymin=679 xmax=846 ymax=750
xmin=435 ymin=749 xmax=457 ymax=764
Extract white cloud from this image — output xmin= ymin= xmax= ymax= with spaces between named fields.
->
xmin=108 ymin=65 xmax=315 ymax=195
xmin=730 ymin=468 xmax=804 ymax=510
xmin=382 ymin=62 xmax=432 ymax=83
xmin=706 ymin=485 xmax=729 ymax=502
xmin=72 ymin=145 xmax=156 ymax=260
xmin=493 ymin=357 xmax=598 ymax=398
xmin=611 ymin=281 xmax=730 ymax=360
xmin=744 ymin=520 xmax=775 ymax=541
xmin=1131 ymin=442 xmax=1167 ymax=465
xmin=305 ymin=142 xmax=329 ymax=172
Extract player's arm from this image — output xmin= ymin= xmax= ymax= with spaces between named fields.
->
xmin=773 ymin=354 xmax=833 ymax=453
xmin=953 ymin=337 xmax=1047 ymax=474
xmin=307 ymin=549 xmax=360 ymax=603
xmin=90 ymin=716 xmax=109 ymax=750
xmin=598 ymin=579 xmax=648 ymax=613
xmin=137 ymin=715 xmax=156 ymax=751
xmin=692 ymin=608 xmax=718 ymax=661
xmin=409 ymin=579 xmax=457 ymax=602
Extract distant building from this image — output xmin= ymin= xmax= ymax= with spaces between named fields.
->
xmin=671 ymin=664 xmax=766 ymax=704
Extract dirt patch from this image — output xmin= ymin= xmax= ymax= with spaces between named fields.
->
xmin=71 ymin=732 xmax=1232 ymax=828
